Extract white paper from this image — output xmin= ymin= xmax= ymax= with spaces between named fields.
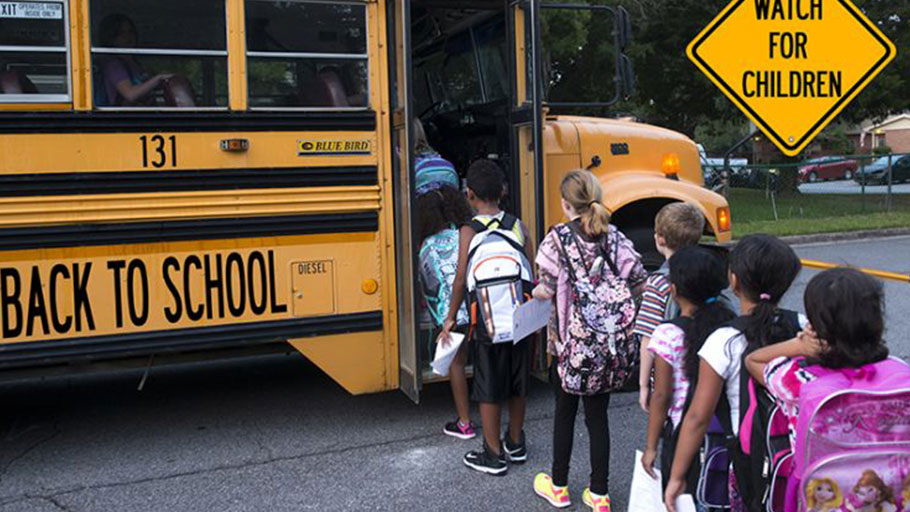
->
xmin=628 ymin=450 xmax=697 ymax=512
xmin=511 ymin=298 xmax=551 ymax=343
xmin=431 ymin=332 xmax=464 ymax=377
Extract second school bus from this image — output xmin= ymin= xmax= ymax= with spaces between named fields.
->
xmin=0 ymin=0 xmax=730 ymax=401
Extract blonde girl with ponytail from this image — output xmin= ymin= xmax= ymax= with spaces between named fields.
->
xmin=532 ymin=170 xmax=647 ymax=512
xmin=559 ymin=169 xmax=612 ymax=238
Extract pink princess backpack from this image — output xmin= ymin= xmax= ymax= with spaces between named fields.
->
xmin=785 ymin=356 xmax=910 ymax=512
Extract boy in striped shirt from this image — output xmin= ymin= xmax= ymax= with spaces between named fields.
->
xmin=635 ymin=203 xmax=706 ymax=411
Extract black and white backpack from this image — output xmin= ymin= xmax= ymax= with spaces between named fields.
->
xmin=465 ymin=214 xmax=533 ymax=343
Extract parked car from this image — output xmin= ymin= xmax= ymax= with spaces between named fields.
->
xmin=698 ymin=143 xmax=751 ymax=189
xmin=798 ymin=156 xmax=858 ymax=182
xmin=854 ymin=155 xmax=910 ymax=185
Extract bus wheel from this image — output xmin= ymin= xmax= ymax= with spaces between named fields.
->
xmin=624 ymin=225 xmax=664 ymax=271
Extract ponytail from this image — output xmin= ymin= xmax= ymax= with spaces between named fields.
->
xmin=560 ymin=170 xmax=611 ymax=237
xmin=669 ymin=247 xmax=735 ymax=385
xmin=729 ymin=234 xmax=802 ymax=353
xmin=685 ymin=301 xmax=736 ymax=384
xmin=582 ymin=201 xmax=611 ymax=238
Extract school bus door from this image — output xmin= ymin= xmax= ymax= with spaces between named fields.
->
xmin=508 ymin=1 xmax=547 ymax=375
xmin=389 ymin=0 xmax=423 ymax=403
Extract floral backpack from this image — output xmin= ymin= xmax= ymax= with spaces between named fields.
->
xmin=552 ymin=223 xmax=637 ymax=395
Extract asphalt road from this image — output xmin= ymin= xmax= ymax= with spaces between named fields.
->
xmin=1 ymin=237 xmax=909 ymax=512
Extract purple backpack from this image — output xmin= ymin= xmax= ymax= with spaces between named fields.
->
xmin=785 ymin=356 xmax=910 ymax=512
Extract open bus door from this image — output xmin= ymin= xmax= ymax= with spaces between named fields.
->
xmin=507 ymin=0 xmax=547 ymax=375
xmin=389 ymin=0 xmax=422 ymax=403
xmin=512 ymin=1 xmax=633 ymax=375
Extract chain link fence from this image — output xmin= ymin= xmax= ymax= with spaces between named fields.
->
xmin=705 ymin=154 xmax=910 ymax=234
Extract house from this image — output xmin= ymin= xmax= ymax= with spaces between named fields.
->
xmin=857 ymin=114 xmax=910 ymax=153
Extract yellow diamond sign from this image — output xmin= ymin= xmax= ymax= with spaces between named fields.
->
xmin=687 ymin=0 xmax=896 ymax=156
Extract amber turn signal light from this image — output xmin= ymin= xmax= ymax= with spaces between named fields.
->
xmin=661 ymin=153 xmax=681 ymax=177
xmin=717 ymin=206 xmax=731 ymax=232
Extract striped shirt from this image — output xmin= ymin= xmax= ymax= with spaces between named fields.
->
xmin=647 ymin=322 xmax=690 ymax=427
xmin=633 ymin=273 xmax=671 ymax=338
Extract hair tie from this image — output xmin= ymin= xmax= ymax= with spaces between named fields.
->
xmin=589 ymin=201 xmax=599 ymax=208
xmin=705 ymin=296 xmax=719 ymax=305
xmin=759 ymin=293 xmax=772 ymax=301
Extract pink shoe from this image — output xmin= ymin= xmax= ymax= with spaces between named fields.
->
xmin=443 ymin=419 xmax=476 ymax=440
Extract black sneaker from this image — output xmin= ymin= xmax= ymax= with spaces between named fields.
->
xmin=503 ymin=430 xmax=527 ymax=463
xmin=463 ymin=441 xmax=508 ymax=476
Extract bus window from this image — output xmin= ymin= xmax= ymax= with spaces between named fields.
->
xmin=473 ymin=18 xmax=508 ymax=103
xmin=0 ymin=0 xmax=70 ymax=103
xmin=245 ymin=1 xmax=368 ymax=109
xmin=540 ymin=7 xmax=617 ymax=107
xmin=89 ymin=0 xmax=228 ymax=108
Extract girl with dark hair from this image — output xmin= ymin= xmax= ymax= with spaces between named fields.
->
xmin=640 ymin=246 xmax=735 ymax=493
xmin=413 ymin=136 xmax=475 ymax=441
xmin=744 ymin=268 xmax=889 ymax=445
xmin=665 ymin=234 xmax=803 ymax=511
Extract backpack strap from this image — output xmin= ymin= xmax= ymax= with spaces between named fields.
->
xmin=553 ymin=225 xmax=582 ymax=284
xmin=566 ymin=221 xmax=621 ymax=277
xmin=498 ymin=213 xmax=517 ymax=231
xmin=728 ymin=308 xmax=801 ymax=341
xmin=470 ymin=219 xmax=489 ymax=234
xmin=779 ymin=309 xmax=801 ymax=335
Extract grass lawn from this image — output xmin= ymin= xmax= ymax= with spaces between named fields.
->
xmin=729 ymin=188 xmax=910 ymax=238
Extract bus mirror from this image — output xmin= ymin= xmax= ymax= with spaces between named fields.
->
xmin=620 ymin=54 xmax=636 ymax=98
xmin=616 ymin=7 xmax=632 ymax=50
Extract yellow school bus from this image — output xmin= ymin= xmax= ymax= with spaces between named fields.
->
xmin=0 ymin=0 xmax=729 ymax=401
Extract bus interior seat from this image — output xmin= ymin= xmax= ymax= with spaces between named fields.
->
xmin=0 ymin=70 xmax=38 ymax=94
xmin=162 ymin=75 xmax=196 ymax=107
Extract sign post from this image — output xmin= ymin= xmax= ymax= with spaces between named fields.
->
xmin=688 ymin=0 xmax=896 ymax=157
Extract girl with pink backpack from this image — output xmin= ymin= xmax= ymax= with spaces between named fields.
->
xmin=745 ymin=268 xmax=910 ymax=512
xmin=664 ymin=234 xmax=803 ymax=512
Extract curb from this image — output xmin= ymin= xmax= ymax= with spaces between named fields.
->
xmin=715 ymin=227 xmax=910 ymax=248
xmin=779 ymin=227 xmax=910 ymax=246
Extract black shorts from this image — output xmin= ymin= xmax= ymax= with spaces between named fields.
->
xmin=471 ymin=338 xmax=530 ymax=403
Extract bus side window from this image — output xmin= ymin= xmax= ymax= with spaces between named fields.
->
xmin=245 ymin=1 xmax=369 ymax=109
xmin=0 ymin=0 xmax=70 ymax=104
xmin=89 ymin=0 xmax=228 ymax=108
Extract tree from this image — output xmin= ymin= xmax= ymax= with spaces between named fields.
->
xmin=539 ymin=0 xmax=908 ymax=169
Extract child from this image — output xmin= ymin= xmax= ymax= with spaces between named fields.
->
xmin=665 ymin=234 xmax=802 ymax=511
xmin=639 ymin=246 xmax=735 ymax=495
xmin=414 ymin=153 xmax=476 ymax=440
xmin=439 ymin=159 xmax=533 ymax=476
xmin=744 ymin=268 xmax=890 ymax=447
xmin=532 ymin=170 xmax=647 ymax=512
xmin=636 ymin=203 xmax=706 ymax=412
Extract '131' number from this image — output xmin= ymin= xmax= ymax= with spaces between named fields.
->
xmin=140 ymin=135 xmax=177 ymax=168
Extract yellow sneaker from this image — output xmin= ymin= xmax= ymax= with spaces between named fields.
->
xmin=533 ymin=473 xmax=571 ymax=508
xmin=582 ymin=488 xmax=612 ymax=512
